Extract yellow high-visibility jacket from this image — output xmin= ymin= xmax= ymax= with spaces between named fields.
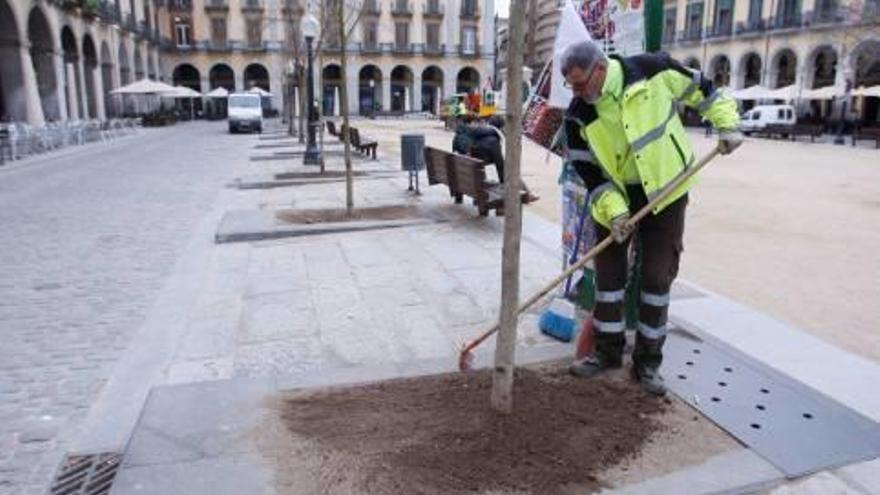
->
xmin=564 ymin=53 xmax=740 ymax=227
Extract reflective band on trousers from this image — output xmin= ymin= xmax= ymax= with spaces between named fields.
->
xmin=640 ymin=290 xmax=671 ymax=307
xmin=595 ymin=288 xmax=625 ymax=303
xmin=596 ymin=319 xmax=625 ymax=333
xmin=630 ymin=105 xmax=678 ymax=152
xmin=638 ymin=322 xmax=668 ymax=339
xmin=567 ymin=148 xmax=596 ymax=163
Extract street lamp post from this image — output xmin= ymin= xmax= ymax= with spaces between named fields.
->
xmin=301 ymin=13 xmax=321 ymax=165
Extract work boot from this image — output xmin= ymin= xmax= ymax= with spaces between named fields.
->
xmin=632 ymin=334 xmax=667 ymax=396
xmin=569 ymin=330 xmax=624 ymax=378
xmin=569 ymin=352 xmax=622 ymax=378
xmin=631 ymin=364 xmax=666 ymax=396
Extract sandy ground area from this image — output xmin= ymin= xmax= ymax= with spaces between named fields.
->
xmin=345 ymin=118 xmax=880 ymax=363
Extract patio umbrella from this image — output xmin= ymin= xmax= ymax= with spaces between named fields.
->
xmin=766 ymin=85 xmax=797 ymax=101
xmin=206 ymin=87 xmax=230 ymax=98
xmin=111 ymin=78 xmax=179 ymax=115
xmin=801 ymin=85 xmax=843 ymax=100
xmin=163 ymin=86 xmax=202 ymax=120
xmin=732 ymin=85 xmax=773 ymax=100
xmin=248 ymin=86 xmax=273 ymax=97
xmin=853 ymin=85 xmax=880 ymax=98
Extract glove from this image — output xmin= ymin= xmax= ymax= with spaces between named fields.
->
xmin=610 ymin=213 xmax=634 ymax=244
xmin=718 ymin=130 xmax=744 ymax=155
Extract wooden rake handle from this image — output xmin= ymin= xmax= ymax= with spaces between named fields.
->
xmin=459 ymin=147 xmax=722 ymax=361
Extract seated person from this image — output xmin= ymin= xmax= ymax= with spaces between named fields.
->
xmin=452 ymin=116 xmax=539 ymax=202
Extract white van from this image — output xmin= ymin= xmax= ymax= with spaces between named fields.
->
xmin=228 ymin=93 xmax=263 ymax=133
xmin=740 ymin=105 xmax=796 ymax=134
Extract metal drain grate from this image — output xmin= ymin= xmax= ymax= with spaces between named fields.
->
xmin=662 ymin=325 xmax=880 ymax=477
xmin=50 ymin=453 xmax=122 ymax=495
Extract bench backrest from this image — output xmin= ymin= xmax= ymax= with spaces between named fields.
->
xmin=448 ymin=153 xmax=488 ymax=201
xmin=424 ymin=146 xmax=451 ymax=186
xmin=350 ymin=127 xmax=362 ymax=146
xmin=326 ymin=121 xmax=337 ymax=135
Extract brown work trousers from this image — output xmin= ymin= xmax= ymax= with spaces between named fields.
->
xmin=592 ymin=186 xmax=688 ymax=370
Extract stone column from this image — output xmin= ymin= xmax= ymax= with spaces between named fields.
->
xmin=404 ymin=86 xmax=410 ymax=111
xmin=55 ymin=53 xmax=69 ymax=121
xmin=382 ymin=76 xmax=391 ymax=111
xmin=66 ymin=63 xmax=80 ymax=120
xmin=333 ymin=86 xmax=340 ymax=116
xmin=435 ymin=86 xmax=442 ymax=114
xmin=413 ymin=73 xmax=423 ymax=112
xmin=77 ymin=57 xmax=90 ymax=119
xmin=19 ymin=46 xmax=46 ymax=125
xmin=346 ymin=68 xmax=359 ymax=114
xmin=94 ymin=65 xmax=107 ymax=120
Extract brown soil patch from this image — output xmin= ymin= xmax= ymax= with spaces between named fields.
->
xmin=263 ymin=365 xmax=667 ymax=494
xmin=275 ymin=205 xmax=419 ymax=224
xmin=274 ymin=170 xmax=368 ymax=180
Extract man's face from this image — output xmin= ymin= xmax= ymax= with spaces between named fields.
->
xmin=564 ymin=61 xmax=608 ymax=104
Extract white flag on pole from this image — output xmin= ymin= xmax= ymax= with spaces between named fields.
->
xmin=549 ymin=1 xmax=593 ymax=109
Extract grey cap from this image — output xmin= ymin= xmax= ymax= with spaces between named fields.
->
xmin=560 ymin=41 xmax=607 ymax=77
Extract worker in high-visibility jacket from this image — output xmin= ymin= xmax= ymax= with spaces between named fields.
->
xmin=561 ymin=40 xmax=743 ymax=396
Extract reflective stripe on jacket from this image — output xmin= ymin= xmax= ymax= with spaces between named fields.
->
xmin=563 ymin=52 xmax=740 ymax=228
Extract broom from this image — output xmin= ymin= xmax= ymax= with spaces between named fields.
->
xmin=538 ymin=192 xmax=592 ymax=342
xmin=458 ymin=147 xmax=722 ymax=372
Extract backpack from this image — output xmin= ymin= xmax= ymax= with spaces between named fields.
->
xmin=452 ymin=125 xmax=472 ymax=154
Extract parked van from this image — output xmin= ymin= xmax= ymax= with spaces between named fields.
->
xmin=740 ymin=105 xmax=796 ymax=134
xmin=228 ymin=93 xmax=263 ymax=133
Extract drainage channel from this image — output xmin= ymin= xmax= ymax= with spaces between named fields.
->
xmin=662 ymin=325 xmax=880 ymax=477
xmin=49 ymin=453 xmax=122 ymax=495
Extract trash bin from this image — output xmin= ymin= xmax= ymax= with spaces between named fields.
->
xmin=401 ymin=134 xmax=425 ymax=194
xmin=400 ymin=134 xmax=425 ymax=172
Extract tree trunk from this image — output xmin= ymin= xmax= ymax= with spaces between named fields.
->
xmin=491 ymin=0 xmax=527 ymax=415
xmin=339 ymin=0 xmax=355 ymax=216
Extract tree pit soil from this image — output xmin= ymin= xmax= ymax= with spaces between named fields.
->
xmin=275 ymin=205 xmax=421 ymax=225
xmin=259 ymin=364 xmax=668 ymax=494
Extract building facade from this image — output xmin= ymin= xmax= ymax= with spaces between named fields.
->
xmin=155 ymin=0 xmax=495 ymax=115
xmin=495 ymin=0 xmax=563 ymax=84
xmin=1 ymin=0 xmax=163 ymax=124
xmin=661 ymin=0 xmax=880 ymax=119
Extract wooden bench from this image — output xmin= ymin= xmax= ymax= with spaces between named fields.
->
xmin=350 ymin=127 xmax=378 ymax=159
xmin=852 ymin=127 xmax=880 ymax=148
xmin=424 ymin=146 xmax=530 ymax=216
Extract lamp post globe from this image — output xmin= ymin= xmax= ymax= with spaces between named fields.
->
xmin=301 ymin=13 xmax=321 ymax=165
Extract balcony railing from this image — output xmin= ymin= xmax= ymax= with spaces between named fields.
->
xmin=706 ymin=23 xmax=732 ymax=37
xmin=423 ymin=43 xmax=444 ymax=55
xmin=241 ymin=0 xmax=263 ymax=12
xmin=735 ymin=18 xmax=766 ymax=34
xmin=97 ymin=0 xmax=120 ymax=23
xmin=678 ymin=27 xmax=703 ymax=41
xmin=423 ymin=1 xmax=444 ymax=17
xmin=204 ymin=0 xmax=229 ymax=12
xmin=458 ymin=44 xmax=480 ymax=56
xmin=769 ymin=12 xmax=802 ymax=29
xmin=392 ymin=42 xmax=414 ymax=54
xmin=207 ymin=39 xmax=230 ymax=51
xmin=169 ymin=0 xmax=190 ymax=10
xmin=363 ymin=0 xmax=381 ymax=15
xmin=460 ymin=4 xmax=480 ymax=18
xmin=281 ymin=0 xmax=303 ymax=15
xmin=360 ymin=41 xmax=381 ymax=53
xmin=806 ymin=6 xmax=841 ymax=24
xmin=391 ymin=1 xmax=413 ymax=16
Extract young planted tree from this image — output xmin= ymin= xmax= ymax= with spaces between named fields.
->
xmin=492 ymin=0 xmax=527 ymax=414
xmin=328 ymin=0 xmax=368 ymax=215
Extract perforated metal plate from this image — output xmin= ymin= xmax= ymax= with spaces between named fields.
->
xmin=661 ymin=326 xmax=880 ymax=477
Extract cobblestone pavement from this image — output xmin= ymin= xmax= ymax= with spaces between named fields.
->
xmin=0 ymin=122 xmax=247 ymax=494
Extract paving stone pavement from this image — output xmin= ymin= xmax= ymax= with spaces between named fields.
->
xmin=0 ymin=122 xmax=248 ymax=494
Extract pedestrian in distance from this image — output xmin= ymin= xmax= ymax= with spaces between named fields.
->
xmin=560 ymin=40 xmax=743 ymax=395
